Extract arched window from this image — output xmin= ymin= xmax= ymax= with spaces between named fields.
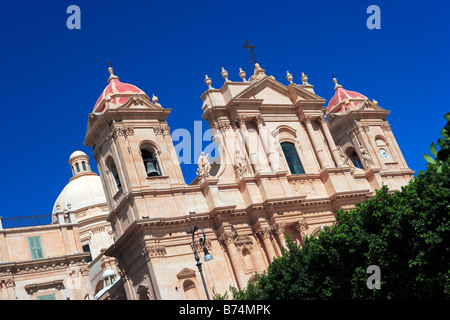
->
xmin=379 ymin=148 xmax=389 ymax=159
xmin=281 ymin=142 xmax=305 ymax=174
xmin=109 ymin=161 xmax=122 ymax=190
xmin=82 ymin=161 xmax=87 ymax=171
xmin=141 ymin=148 xmax=161 ymax=177
xmin=183 ymin=280 xmax=199 ymax=300
xmin=346 ymin=148 xmax=363 ymax=169
xmin=104 ymin=274 xmax=116 ymax=287
xmin=75 ymin=162 xmax=80 ymax=173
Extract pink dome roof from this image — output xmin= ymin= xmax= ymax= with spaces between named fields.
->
xmin=327 ymin=79 xmax=368 ymax=114
xmin=93 ymin=68 xmax=148 ymax=113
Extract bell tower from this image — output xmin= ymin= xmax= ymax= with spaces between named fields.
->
xmin=84 ymin=66 xmax=186 ymax=233
xmin=326 ymin=77 xmax=414 ymax=191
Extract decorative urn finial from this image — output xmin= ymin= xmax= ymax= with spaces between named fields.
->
xmin=286 ymin=71 xmax=293 ymax=83
xmin=301 ymin=72 xmax=309 ymax=85
xmin=152 ymin=94 xmax=161 ymax=107
xmin=221 ymin=67 xmax=230 ymax=82
xmin=239 ymin=68 xmax=247 ymax=82
xmin=107 ymin=64 xmax=119 ymax=83
xmin=204 ymin=75 xmax=213 ymax=89
xmin=333 ymin=76 xmax=342 ymax=90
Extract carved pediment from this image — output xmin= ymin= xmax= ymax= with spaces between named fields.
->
xmin=118 ymin=94 xmax=162 ymax=109
xmin=233 ymin=76 xmax=292 ymax=104
xmin=176 ymin=268 xmax=196 ymax=280
xmin=358 ymin=99 xmax=387 ymax=112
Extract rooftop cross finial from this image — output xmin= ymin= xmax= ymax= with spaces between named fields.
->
xmin=332 ymin=73 xmax=342 ymax=90
xmin=243 ymin=40 xmax=257 ymax=69
xmin=107 ymin=61 xmax=119 ymax=83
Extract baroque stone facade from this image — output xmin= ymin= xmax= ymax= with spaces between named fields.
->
xmin=82 ymin=63 xmax=413 ymax=300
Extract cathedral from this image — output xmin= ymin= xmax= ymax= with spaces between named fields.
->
xmin=0 ymin=61 xmax=414 ymax=300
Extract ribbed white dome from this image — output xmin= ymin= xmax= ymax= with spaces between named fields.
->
xmin=102 ymin=269 xmax=116 ymax=279
xmin=52 ymin=174 xmax=107 ymax=215
xmin=69 ymin=150 xmax=88 ymax=160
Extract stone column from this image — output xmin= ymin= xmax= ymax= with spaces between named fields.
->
xmin=302 ymin=115 xmax=330 ymax=169
xmin=294 ymin=218 xmax=309 ymax=246
xmin=255 ymin=227 xmax=277 ymax=263
xmin=235 ymin=115 xmax=261 ymax=173
xmin=119 ymin=267 xmax=137 ymax=300
xmin=272 ymin=223 xmax=287 ymax=252
xmin=6 ymin=280 xmax=15 ymax=300
xmin=82 ymin=268 xmax=93 ymax=299
xmin=254 ymin=115 xmax=278 ymax=172
xmin=219 ymin=232 xmax=247 ymax=290
xmin=0 ymin=281 xmax=7 ymax=300
xmin=319 ymin=115 xmax=343 ymax=167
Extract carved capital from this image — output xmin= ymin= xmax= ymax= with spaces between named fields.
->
xmin=233 ymin=114 xmax=246 ymax=127
xmin=381 ymin=123 xmax=391 ymax=132
xmin=218 ymin=231 xmax=236 ymax=245
xmin=294 ymin=218 xmax=309 ymax=233
xmin=319 ymin=115 xmax=327 ymax=124
xmin=255 ymin=227 xmax=272 ymax=240
xmin=271 ymin=223 xmax=286 ymax=236
xmin=153 ymin=125 xmax=164 ymax=135
xmin=5 ymin=279 xmax=15 ymax=288
xmin=301 ymin=115 xmax=312 ymax=125
xmin=107 ymin=126 xmax=134 ymax=141
xmin=92 ymin=226 xmax=106 ymax=234
xmin=214 ymin=119 xmax=231 ymax=132
xmin=253 ymin=115 xmax=264 ymax=126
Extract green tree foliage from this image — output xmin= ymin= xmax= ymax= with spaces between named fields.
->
xmin=424 ymin=112 xmax=450 ymax=173
xmin=215 ymin=115 xmax=450 ymax=300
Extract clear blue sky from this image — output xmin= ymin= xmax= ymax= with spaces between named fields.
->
xmin=0 ymin=1 xmax=448 ymax=218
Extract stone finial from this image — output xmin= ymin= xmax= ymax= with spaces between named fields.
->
xmin=239 ymin=68 xmax=247 ymax=82
xmin=221 ymin=67 xmax=230 ymax=82
xmin=107 ymin=66 xmax=119 ymax=83
xmin=152 ymin=94 xmax=161 ymax=107
xmin=301 ymin=72 xmax=309 ymax=85
xmin=204 ymin=75 xmax=213 ymax=89
xmin=373 ymin=99 xmax=378 ymax=105
xmin=286 ymin=71 xmax=293 ymax=83
xmin=333 ymin=77 xmax=342 ymax=90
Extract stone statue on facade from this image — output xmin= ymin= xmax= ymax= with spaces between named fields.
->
xmin=196 ymin=152 xmax=211 ymax=178
xmin=338 ymin=146 xmax=351 ymax=167
xmin=360 ymin=146 xmax=375 ymax=168
xmin=234 ymin=150 xmax=247 ymax=176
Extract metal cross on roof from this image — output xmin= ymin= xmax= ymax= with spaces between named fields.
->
xmin=243 ymin=40 xmax=257 ymax=69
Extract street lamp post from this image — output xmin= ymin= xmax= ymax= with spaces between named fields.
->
xmin=191 ymin=225 xmax=213 ymax=300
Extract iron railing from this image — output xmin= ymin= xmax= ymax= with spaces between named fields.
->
xmin=1 ymin=214 xmax=53 ymax=229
